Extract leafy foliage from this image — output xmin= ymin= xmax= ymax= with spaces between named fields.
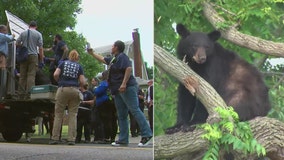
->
xmin=145 ymin=62 xmax=154 ymax=80
xmin=0 ymin=0 xmax=105 ymax=80
xmin=0 ymin=0 xmax=153 ymax=83
xmin=154 ymin=67 xmax=178 ymax=136
xmin=265 ymin=62 xmax=284 ymax=121
xmin=201 ymin=107 xmax=266 ymax=160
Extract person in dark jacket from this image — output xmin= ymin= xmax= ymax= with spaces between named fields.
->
xmin=146 ymin=79 xmax=153 ymax=132
xmin=76 ymin=83 xmax=94 ymax=143
xmin=129 ymin=88 xmax=145 ymax=137
xmin=93 ymin=71 xmax=117 ymax=143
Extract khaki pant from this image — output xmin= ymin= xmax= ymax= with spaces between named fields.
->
xmin=0 ymin=54 xmax=7 ymax=100
xmin=19 ymin=54 xmax=38 ymax=93
xmin=52 ymin=87 xmax=82 ymax=142
xmin=0 ymin=54 xmax=6 ymax=69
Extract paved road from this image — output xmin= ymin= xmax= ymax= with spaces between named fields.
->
xmin=0 ymin=135 xmax=153 ymax=160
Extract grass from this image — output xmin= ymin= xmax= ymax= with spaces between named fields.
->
xmin=32 ymin=125 xmax=68 ymax=138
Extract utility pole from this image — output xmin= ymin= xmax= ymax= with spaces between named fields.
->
xmin=132 ymin=28 xmax=142 ymax=78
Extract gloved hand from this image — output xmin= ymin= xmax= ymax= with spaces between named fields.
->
xmin=38 ymin=62 xmax=45 ymax=69
xmin=44 ymin=57 xmax=51 ymax=63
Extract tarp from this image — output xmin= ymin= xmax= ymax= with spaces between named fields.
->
xmin=5 ymin=10 xmax=28 ymax=40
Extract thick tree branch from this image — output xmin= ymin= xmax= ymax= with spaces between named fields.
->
xmin=154 ymin=44 xmax=227 ymax=118
xmin=202 ymin=2 xmax=284 ymax=57
xmin=154 ymin=44 xmax=284 ymax=160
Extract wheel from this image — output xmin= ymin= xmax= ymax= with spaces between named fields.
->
xmin=2 ymin=129 xmax=23 ymax=142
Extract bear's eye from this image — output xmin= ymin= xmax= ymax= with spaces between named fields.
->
xmin=192 ymin=45 xmax=198 ymax=50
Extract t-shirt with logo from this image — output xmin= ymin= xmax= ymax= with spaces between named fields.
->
xmin=57 ymin=60 xmax=84 ymax=87
xmin=104 ymin=52 xmax=137 ymax=95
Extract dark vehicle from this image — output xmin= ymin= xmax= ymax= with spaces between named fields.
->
xmin=0 ymin=11 xmax=55 ymax=142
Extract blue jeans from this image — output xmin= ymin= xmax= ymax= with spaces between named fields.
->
xmin=114 ymin=85 xmax=152 ymax=143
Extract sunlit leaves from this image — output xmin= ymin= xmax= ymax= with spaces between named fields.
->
xmin=201 ymin=107 xmax=266 ymax=160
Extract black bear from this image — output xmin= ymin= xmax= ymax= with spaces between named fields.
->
xmin=165 ymin=23 xmax=271 ymax=134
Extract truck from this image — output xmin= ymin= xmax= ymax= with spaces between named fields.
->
xmin=0 ymin=11 xmax=55 ymax=142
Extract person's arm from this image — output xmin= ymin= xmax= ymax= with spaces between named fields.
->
xmin=118 ymin=67 xmax=132 ymax=93
xmin=44 ymin=47 xmax=53 ymax=52
xmin=87 ymin=48 xmax=106 ymax=64
xmin=53 ymin=68 xmax=61 ymax=82
xmin=61 ymin=45 xmax=69 ymax=60
xmin=79 ymin=74 xmax=86 ymax=88
xmin=38 ymin=34 xmax=44 ymax=62
xmin=3 ymin=34 xmax=15 ymax=42
xmin=38 ymin=46 xmax=44 ymax=62
xmin=82 ymin=93 xmax=94 ymax=106
xmin=16 ymin=34 xmax=22 ymax=47
xmin=82 ymin=99 xmax=94 ymax=106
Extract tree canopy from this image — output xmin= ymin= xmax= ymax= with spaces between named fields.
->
xmin=1 ymin=0 xmax=107 ymax=80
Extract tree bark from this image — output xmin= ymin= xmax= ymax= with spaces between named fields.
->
xmin=154 ymin=44 xmax=284 ymax=160
xmin=154 ymin=45 xmax=227 ymax=119
xmin=202 ymin=2 xmax=284 ymax=57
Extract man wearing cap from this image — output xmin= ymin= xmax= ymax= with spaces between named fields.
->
xmin=16 ymin=21 xmax=44 ymax=96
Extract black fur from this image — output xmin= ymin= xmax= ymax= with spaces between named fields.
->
xmin=166 ymin=24 xmax=271 ymax=134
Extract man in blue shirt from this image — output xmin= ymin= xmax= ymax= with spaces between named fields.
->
xmin=0 ymin=24 xmax=15 ymax=100
xmin=87 ymin=40 xmax=152 ymax=147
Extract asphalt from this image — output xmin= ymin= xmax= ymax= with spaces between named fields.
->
xmin=0 ymin=133 xmax=153 ymax=148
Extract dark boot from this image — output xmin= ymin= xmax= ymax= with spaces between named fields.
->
xmin=0 ymin=68 xmax=7 ymax=101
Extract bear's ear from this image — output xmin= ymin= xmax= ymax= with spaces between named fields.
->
xmin=208 ymin=30 xmax=221 ymax=42
xmin=176 ymin=23 xmax=190 ymax=38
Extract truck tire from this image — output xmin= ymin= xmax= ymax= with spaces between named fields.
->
xmin=2 ymin=129 xmax=23 ymax=142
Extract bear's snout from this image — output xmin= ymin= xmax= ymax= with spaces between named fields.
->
xmin=193 ymin=48 xmax=207 ymax=64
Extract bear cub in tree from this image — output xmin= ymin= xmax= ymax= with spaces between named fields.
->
xmin=166 ymin=23 xmax=271 ymax=134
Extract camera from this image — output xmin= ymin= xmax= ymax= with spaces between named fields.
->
xmin=86 ymin=42 xmax=91 ymax=51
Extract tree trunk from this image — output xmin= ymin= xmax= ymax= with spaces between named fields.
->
xmin=154 ymin=44 xmax=284 ymax=160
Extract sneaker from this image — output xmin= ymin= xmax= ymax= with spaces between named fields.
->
xmin=68 ymin=141 xmax=75 ymax=145
xmin=49 ymin=140 xmax=59 ymax=145
xmin=138 ymin=136 xmax=152 ymax=147
xmin=111 ymin=140 xmax=128 ymax=146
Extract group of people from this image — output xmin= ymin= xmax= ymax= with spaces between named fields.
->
xmin=74 ymin=41 xmax=153 ymax=147
xmin=74 ymin=71 xmax=117 ymax=144
xmin=86 ymin=41 xmax=153 ymax=147
xmin=1 ymin=20 xmax=153 ymax=147
xmin=48 ymin=40 xmax=153 ymax=147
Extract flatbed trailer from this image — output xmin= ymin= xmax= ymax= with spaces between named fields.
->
xmin=0 ymin=11 xmax=57 ymax=142
xmin=0 ymin=98 xmax=55 ymax=142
